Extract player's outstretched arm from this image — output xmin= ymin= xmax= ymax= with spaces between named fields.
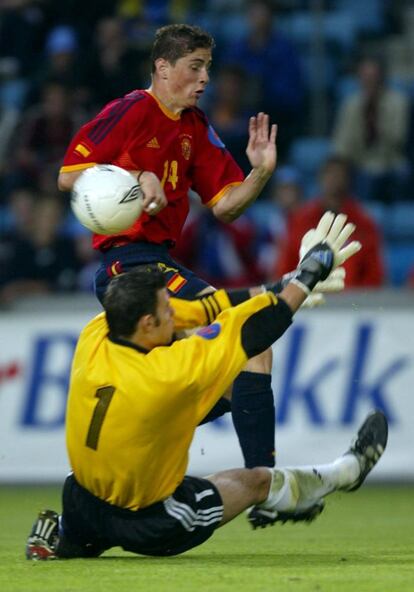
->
xmin=211 ymin=114 xmax=277 ymax=223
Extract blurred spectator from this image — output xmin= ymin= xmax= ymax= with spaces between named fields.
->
xmin=8 ymin=81 xmax=85 ymax=193
xmin=173 ymin=198 xmax=264 ymax=288
xmin=207 ymin=64 xmax=250 ymax=173
xmin=0 ymin=0 xmax=47 ymax=109
xmin=4 ymin=186 xmax=36 ymax=235
xmin=221 ymin=0 xmax=304 ymax=160
xmin=44 ymin=0 xmax=115 ymax=32
xmin=80 ymin=17 xmax=150 ymax=108
xmin=0 ymin=103 xmax=19 ymax=176
xmin=74 ymin=232 xmax=100 ymax=293
xmin=61 ymin=212 xmax=100 ymax=293
xmin=0 ymin=195 xmax=82 ymax=305
xmin=117 ymin=0 xmax=196 ymax=24
xmin=333 ymin=55 xmax=411 ymax=203
xmin=253 ymin=166 xmax=303 ymax=277
xmin=274 ymin=156 xmax=385 ymax=287
xmin=43 ymin=26 xmax=78 ymax=82
xmin=271 ymin=165 xmax=303 ymax=220
xmin=32 ymin=25 xmax=96 ymax=111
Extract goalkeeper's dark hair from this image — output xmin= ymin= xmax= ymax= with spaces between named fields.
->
xmin=151 ymin=24 xmax=214 ymax=73
xmin=103 ymin=265 xmax=166 ymax=338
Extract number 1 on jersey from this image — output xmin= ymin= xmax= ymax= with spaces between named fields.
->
xmin=86 ymin=386 xmax=115 ymax=450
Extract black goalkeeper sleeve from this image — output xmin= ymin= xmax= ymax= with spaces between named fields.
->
xmin=240 ymin=296 xmax=293 ymax=359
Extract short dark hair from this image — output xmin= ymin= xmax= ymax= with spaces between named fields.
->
xmin=151 ymin=24 xmax=215 ymax=73
xmin=103 ymin=266 xmax=166 ymax=338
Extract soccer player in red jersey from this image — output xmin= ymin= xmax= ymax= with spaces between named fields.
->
xmin=58 ymin=24 xmax=278 ymax=523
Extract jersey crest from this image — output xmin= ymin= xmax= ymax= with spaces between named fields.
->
xmin=181 ymin=135 xmax=192 ymax=160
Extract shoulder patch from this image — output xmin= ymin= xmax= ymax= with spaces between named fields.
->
xmin=207 ymin=124 xmax=226 ymax=149
xmin=196 ymin=323 xmax=221 ymax=340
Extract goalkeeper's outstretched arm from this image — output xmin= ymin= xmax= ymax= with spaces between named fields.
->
xmin=171 ymin=211 xmax=361 ymax=331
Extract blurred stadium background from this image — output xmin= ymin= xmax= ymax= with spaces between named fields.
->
xmin=0 ymin=0 xmax=413 ymax=488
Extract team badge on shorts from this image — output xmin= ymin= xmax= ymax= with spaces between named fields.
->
xmin=107 ymin=260 xmax=123 ymax=277
xmin=167 ymin=272 xmax=188 ymax=293
xmin=196 ymin=323 xmax=221 ymax=340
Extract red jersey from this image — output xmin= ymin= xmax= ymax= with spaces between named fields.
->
xmin=275 ymin=198 xmax=385 ymax=288
xmin=61 ymin=90 xmax=244 ymax=250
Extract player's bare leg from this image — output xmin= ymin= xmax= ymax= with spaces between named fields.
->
xmin=207 ymin=467 xmax=271 ymax=525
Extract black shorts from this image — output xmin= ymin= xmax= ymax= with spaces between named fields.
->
xmin=94 ymin=242 xmax=211 ymax=304
xmin=58 ymin=473 xmax=224 ymax=558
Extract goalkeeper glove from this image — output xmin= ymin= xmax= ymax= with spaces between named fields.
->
xmin=266 ymin=266 xmax=346 ymax=305
xmin=300 ymin=267 xmax=347 ymax=308
xmin=286 ymin=211 xmax=361 ymax=295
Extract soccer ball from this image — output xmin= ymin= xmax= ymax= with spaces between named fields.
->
xmin=71 ymin=164 xmax=144 ymax=235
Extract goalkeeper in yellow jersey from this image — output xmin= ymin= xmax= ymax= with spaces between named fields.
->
xmin=26 ymin=213 xmax=388 ymax=560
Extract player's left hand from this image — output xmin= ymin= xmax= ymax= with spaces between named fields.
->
xmin=246 ymin=113 xmax=277 ymax=175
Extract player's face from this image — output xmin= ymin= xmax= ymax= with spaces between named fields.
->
xmin=166 ymin=48 xmax=212 ymax=109
xmin=152 ymin=288 xmax=175 ymax=345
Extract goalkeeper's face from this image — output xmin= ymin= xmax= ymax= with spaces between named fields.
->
xmin=150 ymin=288 xmax=175 ymax=346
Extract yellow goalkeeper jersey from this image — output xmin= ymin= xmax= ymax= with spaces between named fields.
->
xmin=66 ymin=291 xmax=287 ymax=510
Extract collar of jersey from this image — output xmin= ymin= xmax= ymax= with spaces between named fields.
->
xmin=109 ymin=334 xmax=149 ymax=354
xmin=145 ymin=89 xmax=181 ymax=121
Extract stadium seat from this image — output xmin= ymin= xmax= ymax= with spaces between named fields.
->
xmin=387 ymin=203 xmax=414 ymax=241
xmin=390 ymin=77 xmax=414 ymax=99
xmin=216 ymin=13 xmax=248 ymax=43
xmin=384 ymin=242 xmax=414 ymax=286
xmin=301 ymin=53 xmax=336 ymax=91
xmin=333 ymin=0 xmax=384 ymax=33
xmin=281 ymin=12 xmax=314 ymax=48
xmin=363 ymin=201 xmax=388 ymax=232
xmin=288 ymin=137 xmax=332 ymax=178
xmin=282 ymin=10 xmax=357 ymax=51
xmin=0 ymin=206 xmax=12 ymax=234
xmin=324 ymin=12 xmax=358 ymax=50
xmin=335 ymin=75 xmax=359 ymax=103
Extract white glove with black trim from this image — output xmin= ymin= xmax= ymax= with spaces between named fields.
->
xmin=301 ymin=267 xmax=346 ymax=308
xmin=290 ymin=211 xmax=362 ymax=296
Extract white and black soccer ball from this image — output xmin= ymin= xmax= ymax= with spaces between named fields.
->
xmin=71 ymin=164 xmax=143 ymax=235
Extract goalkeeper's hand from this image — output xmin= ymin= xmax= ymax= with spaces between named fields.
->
xmin=301 ymin=267 xmax=346 ymax=307
xmin=300 ymin=211 xmax=361 ymax=268
xmin=266 ymin=265 xmax=346 ymax=308
xmin=291 ymin=211 xmax=361 ymax=295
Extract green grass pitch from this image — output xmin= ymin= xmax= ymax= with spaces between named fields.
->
xmin=0 ymin=485 xmax=413 ymax=592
